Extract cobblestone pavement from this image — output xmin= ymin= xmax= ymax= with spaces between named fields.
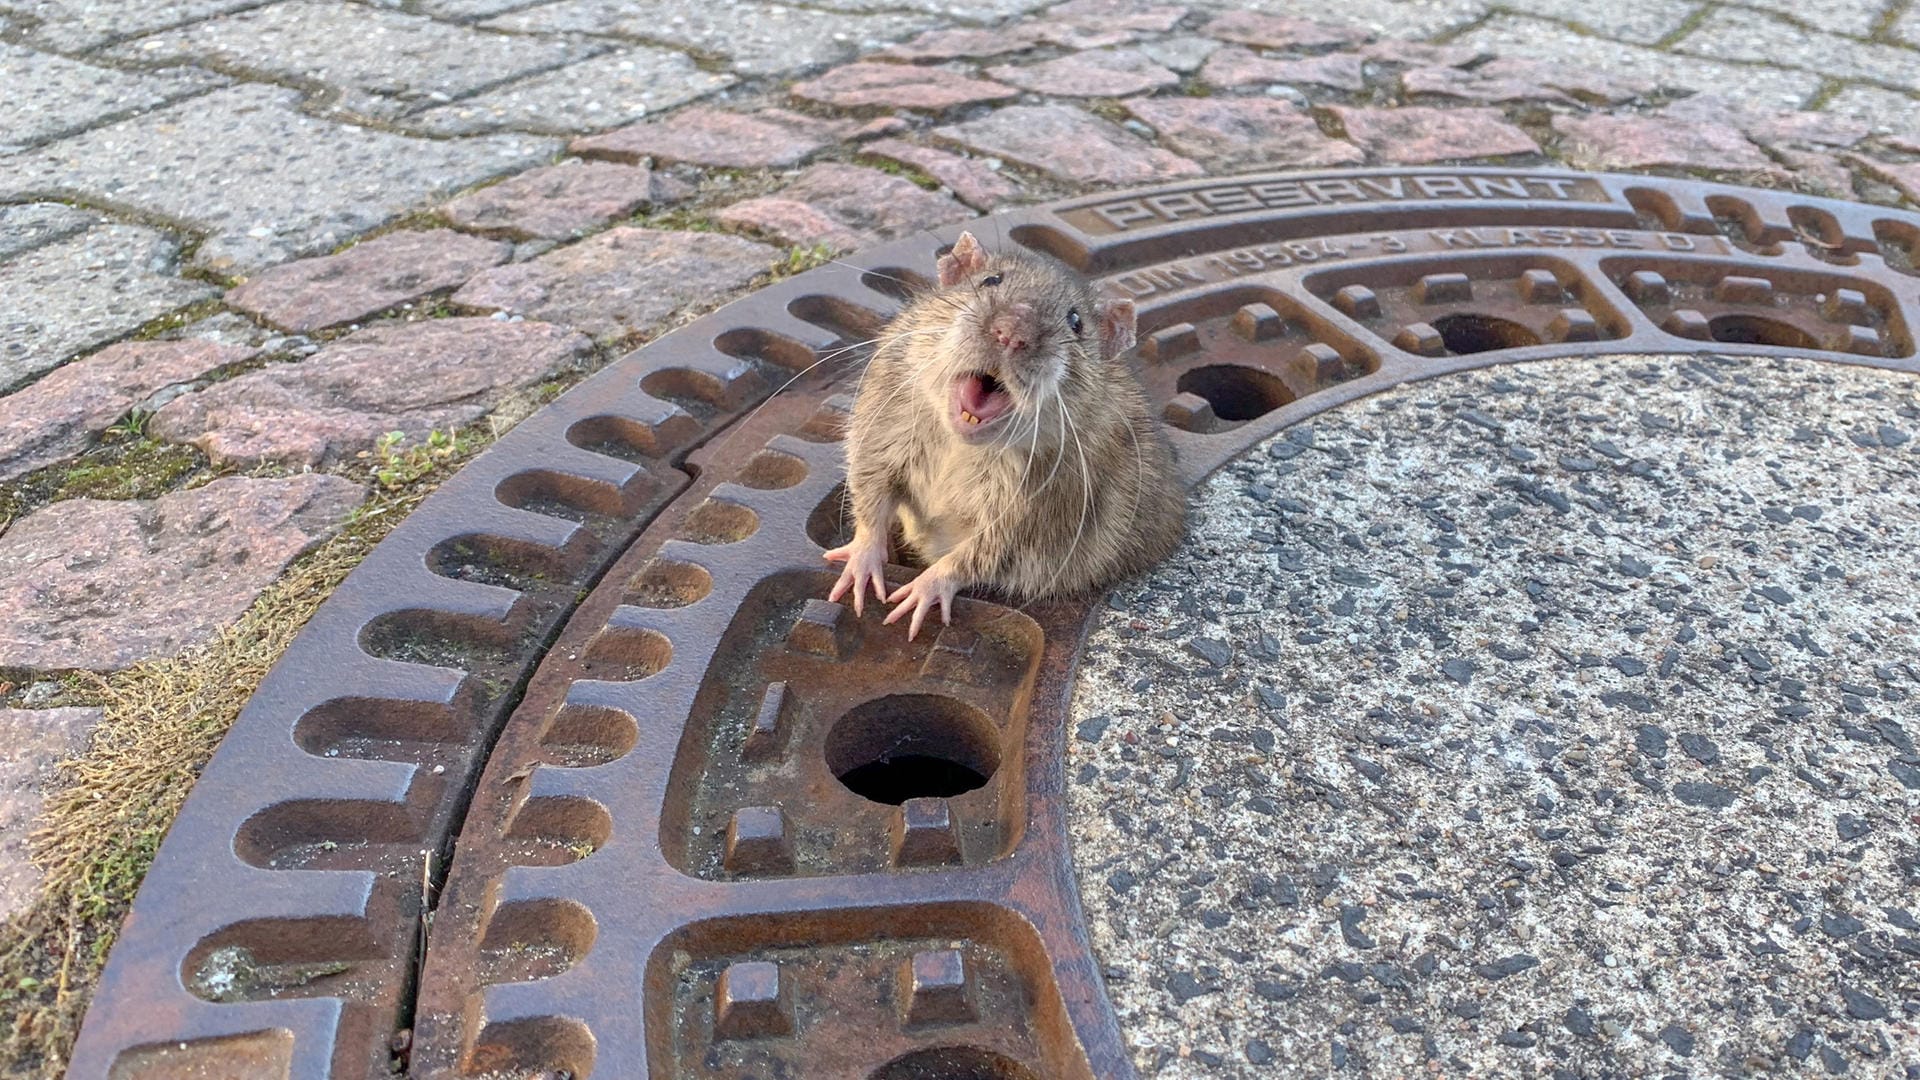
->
xmin=1 ymin=0 xmax=1917 ymax=1071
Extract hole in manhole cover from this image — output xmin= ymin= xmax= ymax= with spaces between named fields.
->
xmin=827 ymin=694 xmax=1002 ymax=805
xmin=69 ymin=168 xmax=1920 ymax=1080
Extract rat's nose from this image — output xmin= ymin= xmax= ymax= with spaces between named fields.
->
xmin=989 ymin=303 xmax=1035 ymax=353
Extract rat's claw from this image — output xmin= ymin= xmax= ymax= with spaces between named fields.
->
xmin=825 ymin=540 xmax=888 ymax=616
xmin=883 ymin=567 xmax=957 ymax=641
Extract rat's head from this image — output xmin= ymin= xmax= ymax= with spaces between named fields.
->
xmin=924 ymin=230 xmax=1136 ymax=445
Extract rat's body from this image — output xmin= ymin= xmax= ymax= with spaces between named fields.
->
xmin=827 ymin=231 xmax=1185 ymax=636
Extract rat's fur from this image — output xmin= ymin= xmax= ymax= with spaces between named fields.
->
xmin=827 ymin=231 xmax=1184 ymax=634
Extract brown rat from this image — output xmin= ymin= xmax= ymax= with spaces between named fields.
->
xmin=825 ymin=229 xmax=1186 ymax=637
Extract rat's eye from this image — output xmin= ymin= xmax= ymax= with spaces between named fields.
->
xmin=980 ymin=273 xmax=1003 ymax=287
xmin=1066 ymin=308 xmax=1083 ymax=334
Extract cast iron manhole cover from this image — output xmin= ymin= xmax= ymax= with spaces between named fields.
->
xmin=68 ymin=168 xmax=1920 ymax=1079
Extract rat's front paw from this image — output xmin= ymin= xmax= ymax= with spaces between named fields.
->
xmin=825 ymin=538 xmax=889 ymax=615
xmin=883 ymin=564 xmax=959 ymax=641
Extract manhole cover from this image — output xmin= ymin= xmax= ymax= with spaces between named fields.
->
xmin=69 ymin=169 xmax=1920 ymax=1079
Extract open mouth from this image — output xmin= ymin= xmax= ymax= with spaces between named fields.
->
xmin=951 ymin=370 xmax=1013 ymax=436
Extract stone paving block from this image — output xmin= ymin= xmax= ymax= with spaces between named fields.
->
xmin=0 ymin=223 xmax=213 ymax=391
xmin=988 ymin=48 xmax=1181 ymax=97
xmin=1016 ymin=0 xmax=1190 ymax=49
xmin=226 ymin=230 xmax=511 ymax=332
xmin=1361 ymin=39 xmax=1487 ymax=67
xmin=1328 ymin=105 xmax=1539 ymax=164
xmin=717 ymin=163 xmax=970 ymax=252
xmin=486 ymin=0 xmax=937 ymax=76
xmin=0 ymin=475 xmax=365 ymax=672
xmin=716 ymin=199 xmax=869 ymax=253
xmin=859 ymin=139 xmax=1022 ymax=210
xmin=1675 ymin=7 xmax=1920 ymax=90
xmin=1741 ymin=0 xmax=1892 ymax=39
xmin=934 ymin=104 xmax=1203 ymax=187
xmin=419 ymin=0 xmax=547 ymax=16
xmin=877 ymin=25 xmax=1046 ymax=61
xmin=408 ymin=47 xmax=734 ymax=136
xmin=1454 ymin=14 xmax=1821 ymax=109
xmin=1661 ymin=95 xmax=1874 ymax=149
xmin=1199 ymin=47 xmax=1368 ymax=92
xmin=115 ymin=1 xmax=590 ymax=116
xmin=1137 ymin=34 xmax=1222 ymax=72
xmin=10 ymin=85 xmax=553 ymax=272
xmin=444 ymin=161 xmax=664 ymax=240
xmin=1195 ymin=0 xmax=1485 ymax=38
xmin=1494 ymin=0 xmax=1698 ymax=43
xmin=1899 ymin=4 xmax=1919 ymax=46
xmin=792 ymin=61 xmax=1019 ymax=111
xmin=0 ymin=707 xmax=103 ymax=921
xmin=791 ymin=0 xmax=1050 ymax=14
xmin=573 ymin=105 xmax=854 ymax=168
xmin=150 ymin=318 xmax=591 ymax=466
xmin=0 ymin=339 xmax=251 ymax=483
xmin=9 ymin=0 xmax=260 ymax=51
xmin=0 ymin=43 xmax=223 ymax=151
xmin=0 ymin=203 xmax=98 ymax=262
xmin=1552 ymin=112 xmax=1776 ymax=174
xmin=1201 ymin=10 xmax=1369 ymax=50
xmin=451 ymin=227 xmax=777 ymax=342
xmin=1124 ymin=97 xmax=1365 ymax=172
xmin=1849 ymin=155 xmax=1920 ymax=204
xmin=1401 ymin=63 xmax=1574 ymax=105
xmin=1820 ymin=84 xmax=1920 ymax=134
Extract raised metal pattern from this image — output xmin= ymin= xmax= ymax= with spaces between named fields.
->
xmin=70 ymin=169 xmax=1920 ymax=1079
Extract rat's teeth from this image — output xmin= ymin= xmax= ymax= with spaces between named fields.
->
xmin=962 ymin=411 xmax=979 ymax=424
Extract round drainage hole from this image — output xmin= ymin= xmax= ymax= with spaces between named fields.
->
xmin=870 ymin=1047 xmax=1040 ymax=1080
xmin=1176 ymin=364 xmax=1292 ymax=422
xmin=1431 ymin=313 xmax=1540 ymax=354
xmin=1707 ymin=314 xmax=1818 ymax=349
xmin=825 ymin=694 xmax=1001 ymax=806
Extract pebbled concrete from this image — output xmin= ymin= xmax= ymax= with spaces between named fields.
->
xmin=1068 ymin=354 xmax=1920 ymax=1078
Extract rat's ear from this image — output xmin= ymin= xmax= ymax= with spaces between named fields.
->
xmin=936 ymin=231 xmax=988 ymax=287
xmin=1097 ymin=297 xmax=1137 ymax=360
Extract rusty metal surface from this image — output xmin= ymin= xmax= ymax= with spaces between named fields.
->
xmin=68 ymin=169 xmax=1920 ymax=1079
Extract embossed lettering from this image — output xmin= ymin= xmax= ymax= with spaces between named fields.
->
xmin=1199 ymin=188 xmax=1263 ymax=214
xmin=1472 ymin=177 xmax=1530 ymax=199
xmin=1414 ymin=177 xmax=1475 ymax=198
xmin=1147 ymin=193 xmax=1209 ymax=220
xmin=1305 ymin=179 xmax=1367 ymax=203
xmin=1094 ymin=201 xmax=1156 ymax=230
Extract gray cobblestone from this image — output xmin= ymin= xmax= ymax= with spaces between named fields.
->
xmin=486 ymin=0 xmax=937 ymax=76
xmin=0 ymin=203 xmax=99 ymax=262
xmin=417 ymin=0 xmax=548 ymax=17
xmin=1677 ymin=7 xmax=1920 ymax=90
xmin=1454 ymin=14 xmax=1821 ymax=109
xmin=1 ymin=223 xmax=214 ymax=390
xmin=8 ymin=0 xmax=259 ymax=51
xmin=801 ymin=0 xmax=1051 ymax=14
xmin=1733 ymin=0 xmax=1893 ymax=39
xmin=1494 ymin=0 xmax=1699 ymax=44
xmin=1898 ymin=5 xmax=1918 ymax=47
xmin=114 ymin=1 xmax=592 ymax=117
xmin=409 ymin=46 xmax=733 ymax=135
xmin=11 ymin=85 xmax=553 ymax=272
xmin=0 ymin=44 xmax=223 ymax=151
xmin=1188 ymin=0 xmax=1487 ymax=38
xmin=1823 ymin=84 xmax=1920 ymax=133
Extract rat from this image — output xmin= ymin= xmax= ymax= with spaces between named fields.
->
xmin=824 ymin=229 xmax=1186 ymax=638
